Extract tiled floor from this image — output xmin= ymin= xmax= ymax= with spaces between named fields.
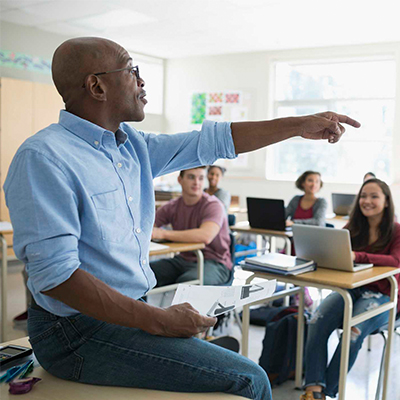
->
xmin=3 ymin=262 xmax=400 ymax=399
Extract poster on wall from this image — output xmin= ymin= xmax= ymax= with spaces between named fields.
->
xmin=191 ymin=91 xmax=250 ymax=168
xmin=191 ymin=91 xmax=248 ymax=125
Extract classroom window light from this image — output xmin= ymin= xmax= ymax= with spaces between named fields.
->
xmin=267 ymin=58 xmax=396 ymax=184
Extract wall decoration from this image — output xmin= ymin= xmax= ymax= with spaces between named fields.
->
xmin=225 ymin=92 xmax=241 ymax=104
xmin=208 ymin=92 xmax=224 ymax=103
xmin=191 ymin=93 xmax=207 ymax=124
xmin=0 ymin=50 xmax=51 ymax=74
xmin=191 ymin=90 xmax=245 ymax=125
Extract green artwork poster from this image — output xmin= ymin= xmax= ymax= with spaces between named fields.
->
xmin=191 ymin=93 xmax=206 ymax=124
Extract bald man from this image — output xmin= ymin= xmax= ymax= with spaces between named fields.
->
xmin=4 ymin=37 xmax=360 ymax=399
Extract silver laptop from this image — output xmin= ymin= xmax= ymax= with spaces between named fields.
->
xmin=293 ymin=225 xmax=373 ymax=272
xmin=332 ymin=193 xmax=356 ymax=216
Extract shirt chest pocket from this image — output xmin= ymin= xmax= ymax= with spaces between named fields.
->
xmin=91 ymin=189 xmax=131 ymax=242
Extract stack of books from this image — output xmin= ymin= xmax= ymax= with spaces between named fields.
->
xmin=240 ymin=252 xmax=316 ymax=275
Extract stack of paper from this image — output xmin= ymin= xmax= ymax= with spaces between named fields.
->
xmin=240 ymin=253 xmax=316 ymax=275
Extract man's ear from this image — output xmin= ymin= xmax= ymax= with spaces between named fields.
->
xmin=84 ymin=75 xmax=107 ymax=102
xmin=178 ymin=175 xmax=182 ymax=185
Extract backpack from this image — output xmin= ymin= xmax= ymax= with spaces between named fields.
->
xmin=258 ymin=306 xmax=308 ymax=387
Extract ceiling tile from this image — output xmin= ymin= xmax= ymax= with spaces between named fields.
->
xmin=0 ymin=8 xmax=55 ymax=26
xmin=20 ymin=0 xmax=116 ymax=22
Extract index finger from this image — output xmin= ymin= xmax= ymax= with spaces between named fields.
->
xmin=336 ymin=114 xmax=361 ymax=128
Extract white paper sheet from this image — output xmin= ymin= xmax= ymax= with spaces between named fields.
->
xmin=171 ymin=280 xmax=276 ymax=317
xmin=0 ymin=221 xmax=12 ymax=231
xmin=149 ymin=241 xmax=169 ymax=252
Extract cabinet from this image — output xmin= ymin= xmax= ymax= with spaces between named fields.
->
xmin=0 ymin=77 xmax=63 ymax=256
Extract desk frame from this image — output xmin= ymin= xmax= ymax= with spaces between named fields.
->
xmin=1 ymin=233 xmax=8 ymax=342
xmin=241 ymin=268 xmax=399 ymax=400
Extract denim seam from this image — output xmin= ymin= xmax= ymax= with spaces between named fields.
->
xmin=89 ymin=337 xmax=255 ymax=396
xmin=29 ymin=322 xmax=61 ymax=344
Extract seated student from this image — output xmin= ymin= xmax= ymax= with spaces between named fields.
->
xmin=151 ymin=166 xmax=231 ymax=286
xmin=205 ymin=165 xmax=231 ymax=212
xmin=286 ymin=170 xmax=327 ymax=227
xmin=363 ymin=171 xmax=376 ymax=182
xmin=300 ymin=178 xmax=400 ymax=400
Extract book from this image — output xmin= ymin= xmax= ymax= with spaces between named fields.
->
xmin=240 ymin=261 xmax=317 ymax=276
xmin=244 ymin=252 xmax=314 ymax=271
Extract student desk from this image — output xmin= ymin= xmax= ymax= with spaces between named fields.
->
xmin=0 ymin=226 xmax=13 ymax=343
xmin=231 ymin=222 xmax=293 ymax=255
xmin=0 ymin=240 xmax=204 ymax=343
xmin=148 ymin=242 xmax=205 ymax=295
xmin=241 ymin=266 xmax=399 ymax=400
xmin=0 ymin=337 xmax=245 ymax=400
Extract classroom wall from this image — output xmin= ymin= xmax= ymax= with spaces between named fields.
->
xmin=164 ymin=42 xmax=400 ymax=213
xmin=0 ymin=21 xmax=164 ymax=133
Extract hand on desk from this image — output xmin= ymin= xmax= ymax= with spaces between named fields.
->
xmin=286 ymin=220 xmax=294 ymax=227
xmin=152 ymin=227 xmax=166 ymax=241
xmin=351 ymin=251 xmax=356 ymax=261
xmin=152 ymin=303 xmax=217 ymax=338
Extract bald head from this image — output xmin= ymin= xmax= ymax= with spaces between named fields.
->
xmin=52 ymin=37 xmax=128 ymax=105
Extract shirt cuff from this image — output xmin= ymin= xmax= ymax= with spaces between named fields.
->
xmin=198 ymin=120 xmax=237 ymax=165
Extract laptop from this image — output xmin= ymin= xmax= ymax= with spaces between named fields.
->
xmin=292 ymin=225 xmax=373 ymax=272
xmin=332 ymin=193 xmax=356 ymax=216
xmin=246 ymin=197 xmax=290 ymax=231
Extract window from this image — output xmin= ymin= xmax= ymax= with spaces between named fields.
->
xmin=129 ymin=51 xmax=164 ymax=115
xmin=267 ymin=58 xmax=396 ymax=183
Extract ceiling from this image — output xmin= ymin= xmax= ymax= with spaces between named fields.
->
xmin=1 ymin=0 xmax=400 ymax=59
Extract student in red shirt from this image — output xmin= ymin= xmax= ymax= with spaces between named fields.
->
xmin=300 ymin=179 xmax=400 ymax=400
xmin=286 ymin=171 xmax=327 ymax=228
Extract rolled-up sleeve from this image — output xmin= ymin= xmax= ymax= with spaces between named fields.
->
xmin=4 ymin=148 xmax=81 ymax=294
xmin=143 ymin=120 xmax=237 ymax=178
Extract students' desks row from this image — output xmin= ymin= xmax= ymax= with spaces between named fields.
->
xmin=0 ymin=240 xmax=205 ymax=342
xmin=0 ymin=336 xmax=244 ymax=400
xmin=241 ymin=263 xmax=399 ymax=400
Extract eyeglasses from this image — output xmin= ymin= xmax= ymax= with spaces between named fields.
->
xmin=82 ymin=65 xmax=140 ymax=88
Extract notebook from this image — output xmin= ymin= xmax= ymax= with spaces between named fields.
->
xmin=243 ymin=253 xmax=314 ymax=271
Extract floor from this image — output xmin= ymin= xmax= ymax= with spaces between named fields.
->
xmin=3 ymin=261 xmax=400 ymax=400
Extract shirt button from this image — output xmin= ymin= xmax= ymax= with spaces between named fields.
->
xmin=94 ymin=140 xmax=99 ymax=146
xmin=117 ymin=163 xmax=122 ymax=168
xmin=135 ymin=227 xmax=141 ymax=234
xmin=128 ymin=196 xmax=133 ymax=202
xmin=142 ymin=259 xmax=147 ymax=265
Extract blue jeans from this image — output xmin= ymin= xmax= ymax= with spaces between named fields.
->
xmin=150 ymin=255 xmax=230 ymax=286
xmin=28 ymin=306 xmax=271 ymax=399
xmin=304 ymin=287 xmax=390 ymax=398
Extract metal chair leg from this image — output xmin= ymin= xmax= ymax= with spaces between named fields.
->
xmin=375 ymin=332 xmax=387 ymax=400
xmin=368 ymin=335 xmax=372 ymax=351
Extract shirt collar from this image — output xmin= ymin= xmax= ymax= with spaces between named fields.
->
xmin=58 ymin=110 xmax=127 ymax=149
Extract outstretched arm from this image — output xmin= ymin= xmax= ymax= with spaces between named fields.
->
xmin=231 ymin=112 xmax=361 ymax=154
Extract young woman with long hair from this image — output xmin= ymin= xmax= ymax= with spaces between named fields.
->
xmin=300 ymin=179 xmax=400 ymax=400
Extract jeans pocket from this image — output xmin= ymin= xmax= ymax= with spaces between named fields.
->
xmin=29 ymin=321 xmax=83 ymax=381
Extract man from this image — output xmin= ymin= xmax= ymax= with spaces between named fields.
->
xmin=151 ymin=167 xmax=231 ymax=286
xmin=4 ymin=36 xmax=360 ymax=400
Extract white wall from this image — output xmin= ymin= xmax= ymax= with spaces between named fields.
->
xmin=164 ymin=42 xmax=400 ymax=213
xmin=0 ymin=21 xmax=164 ymax=133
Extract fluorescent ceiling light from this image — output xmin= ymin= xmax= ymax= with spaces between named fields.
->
xmin=71 ymin=9 xmax=157 ymax=31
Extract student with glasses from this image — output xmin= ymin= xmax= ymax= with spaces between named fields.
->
xmin=5 ymin=36 xmax=360 ymax=400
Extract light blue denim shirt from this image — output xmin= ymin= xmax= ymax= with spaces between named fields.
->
xmin=4 ymin=110 xmax=236 ymax=316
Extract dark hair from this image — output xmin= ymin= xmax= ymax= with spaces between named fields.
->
xmin=363 ymin=172 xmax=376 ymax=181
xmin=208 ymin=165 xmax=226 ymax=176
xmin=295 ymin=171 xmax=323 ymax=191
xmin=179 ymin=166 xmax=207 ymax=178
xmin=348 ymin=179 xmax=395 ymax=252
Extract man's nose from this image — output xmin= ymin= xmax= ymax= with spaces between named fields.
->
xmin=138 ymin=77 xmax=145 ymax=87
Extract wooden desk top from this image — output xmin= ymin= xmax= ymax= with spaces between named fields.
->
xmin=245 ymin=266 xmax=400 ymax=290
xmin=0 ymin=337 xmax=242 ymax=400
xmin=231 ymin=222 xmax=292 ymax=237
xmin=149 ymin=242 xmax=205 ymax=256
